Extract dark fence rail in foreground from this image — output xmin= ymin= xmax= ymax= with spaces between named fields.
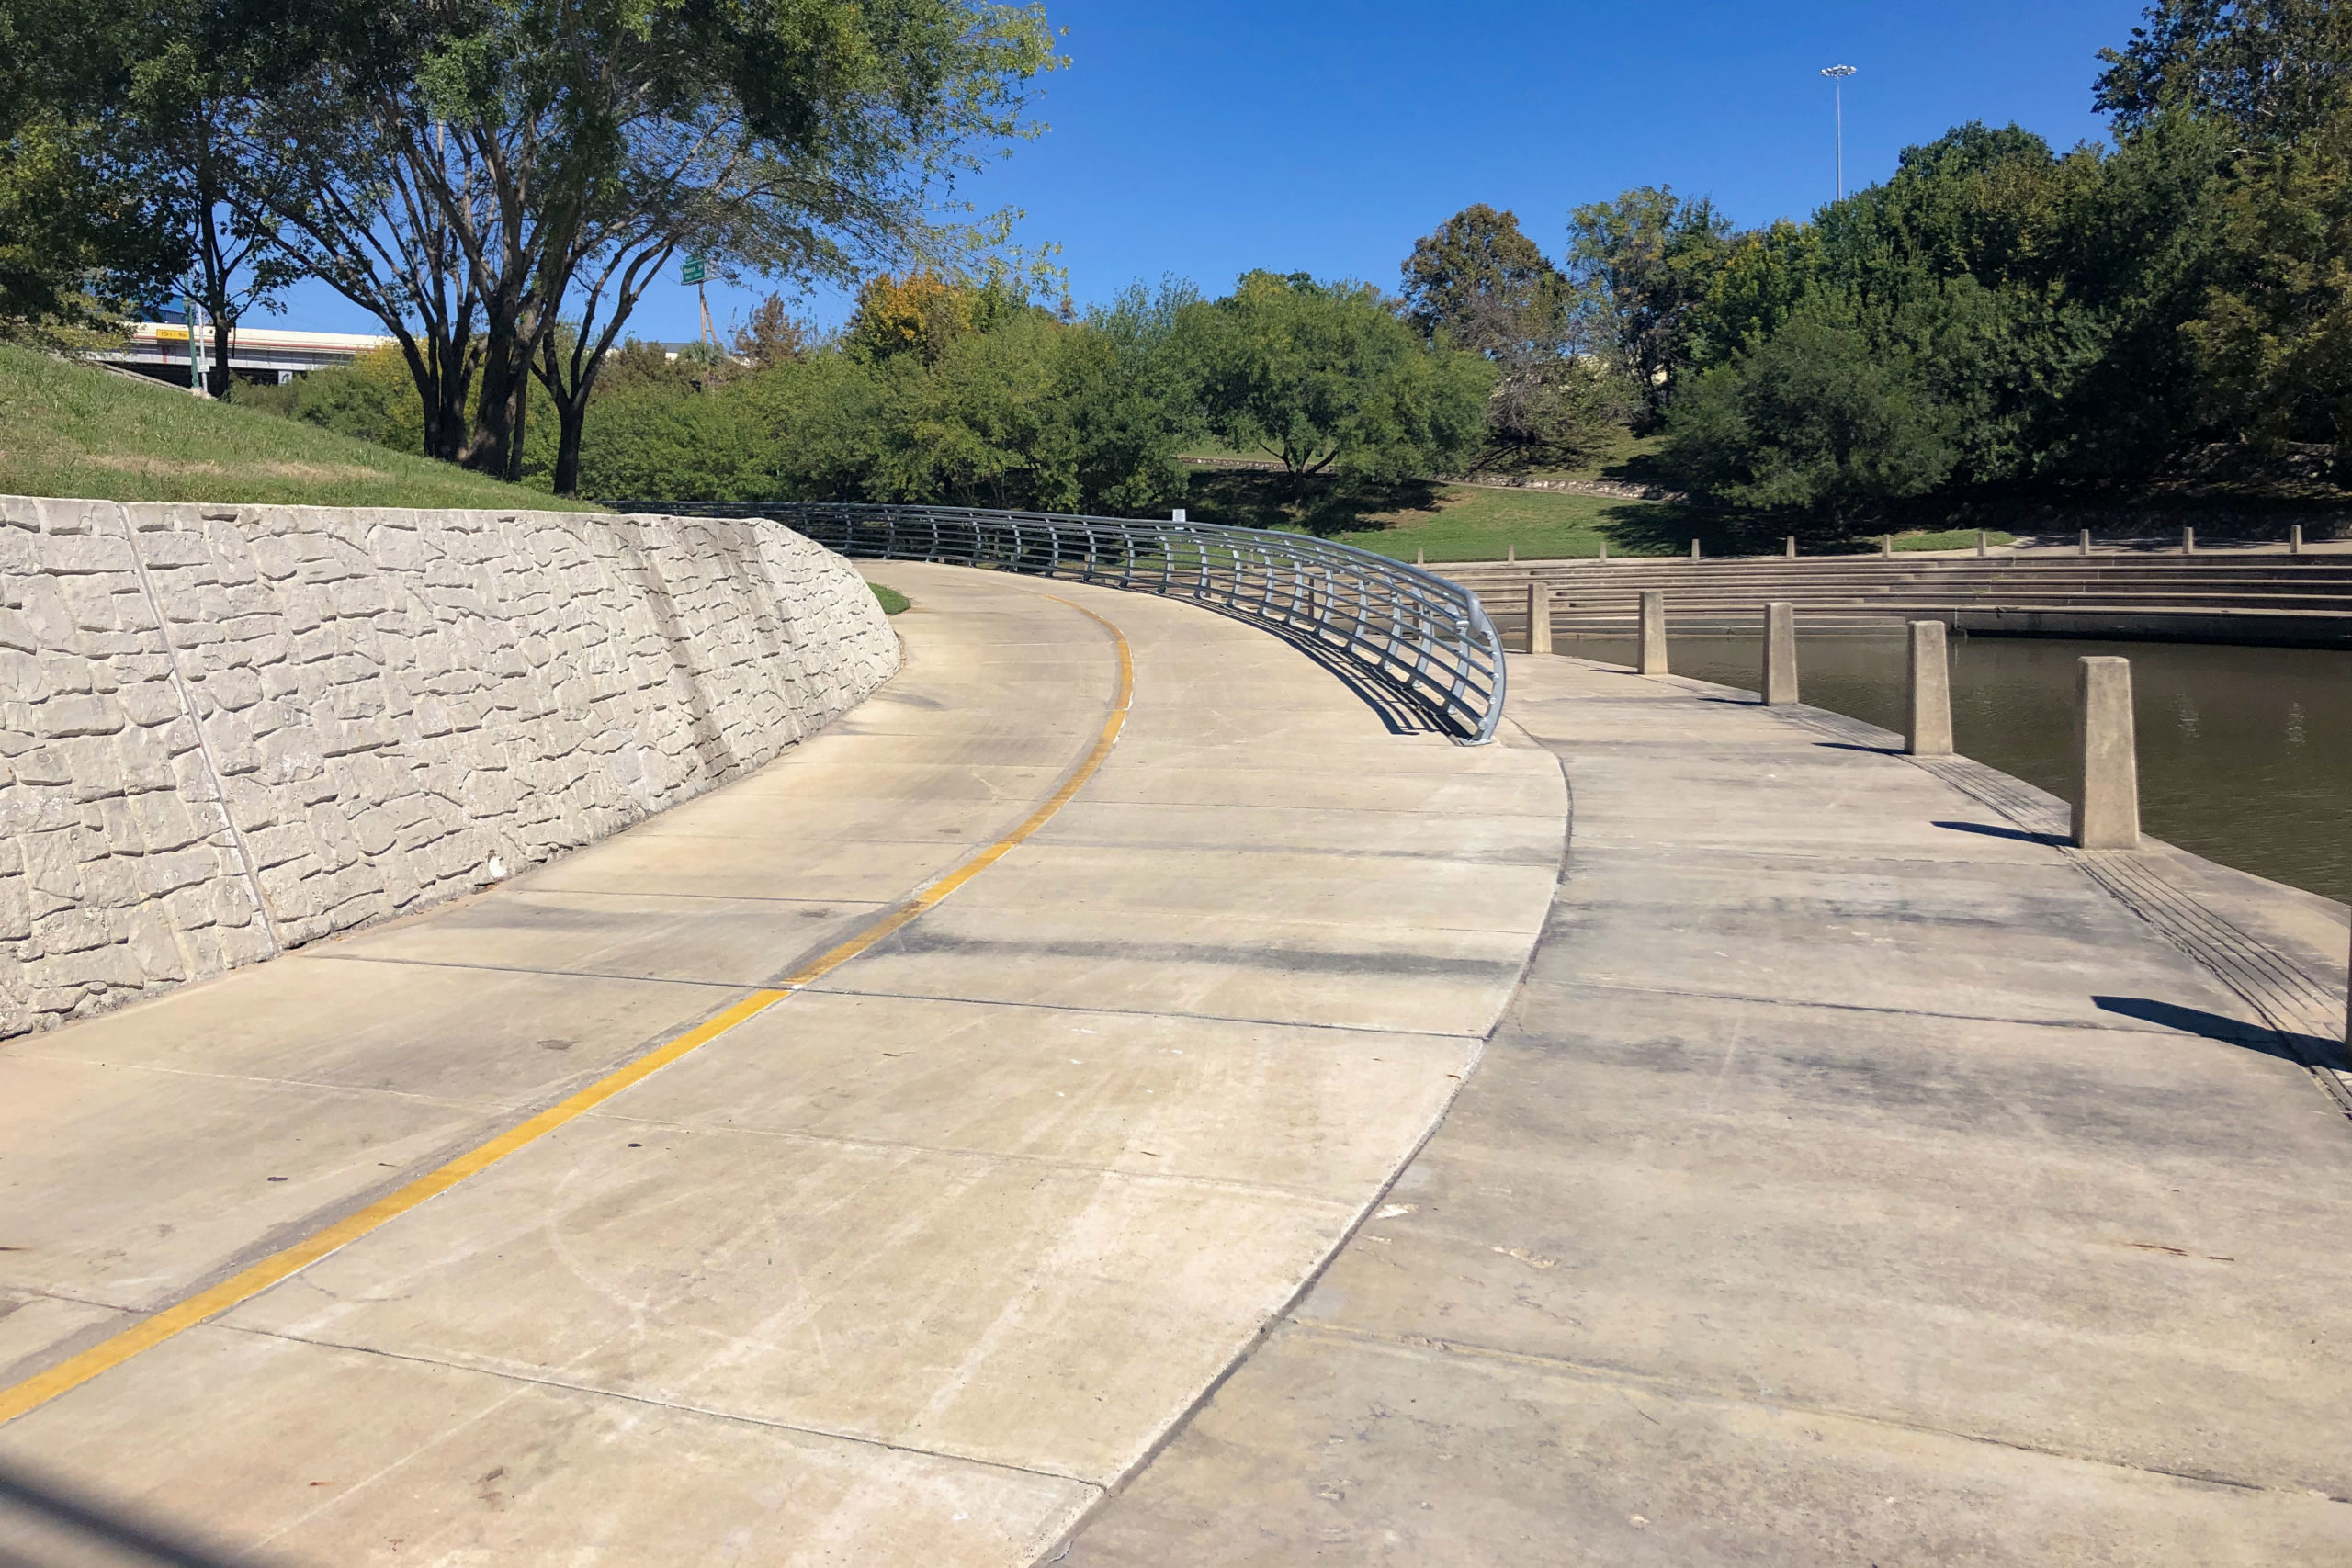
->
xmin=608 ymin=501 xmax=1507 ymax=744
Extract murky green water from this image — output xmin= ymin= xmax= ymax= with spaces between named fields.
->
xmin=1557 ymin=633 xmax=2352 ymax=907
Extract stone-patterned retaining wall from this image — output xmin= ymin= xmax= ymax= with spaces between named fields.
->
xmin=0 ymin=498 xmax=899 ymax=1038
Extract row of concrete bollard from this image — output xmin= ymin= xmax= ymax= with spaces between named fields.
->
xmin=1521 ymin=587 xmax=2346 ymax=1046
xmin=1594 ymin=591 xmax=2143 ymax=852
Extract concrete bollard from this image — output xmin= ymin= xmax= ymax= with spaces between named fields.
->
xmin=1690 ymin=539 xmax=1701 ymax=560
xmin=1415 ymin=547 xmax=1425 ymax=566
xmin=2291 ymin=524 xmax=2304 ymax=557
xmin=2072 ymin=657 xmax=2140 ymax=850
xmin=1976 ymin=529 xmax=1988 ymax=558
xmin=1525 ymin=579 xmax=1552 ymax=656
xmin=1598 ymin=538 xmax=1609 ymax=563
xmin=1785 ymin=536 xmax=1797 ymax=558
xmin=1507 ymin=543 xmax=1516 ymax=564
xmin=2182 ymin=525 xmax=2195 ymax=556
xmin=2078 ymin=528 xmax=2091 ymax=558
xmin=1638 ymin=591 xmax=1668 ymax=674
xmin=1905 ymin=621 xmax=1953 ymax=756
xmin=1762 ymin=602 xmax=1797 ymax=705
xmin=1882 ymin=534 xmax=1894 ymax=558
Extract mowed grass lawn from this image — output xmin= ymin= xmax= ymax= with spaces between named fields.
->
xmin=1329 ymin=484 xmax=1657 ymax=563
xmin=0 ymin=344 xmax=585 ymax=510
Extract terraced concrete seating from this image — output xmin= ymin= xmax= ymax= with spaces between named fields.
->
xmin=1447 ymin=554 xmax=2352 ymax=644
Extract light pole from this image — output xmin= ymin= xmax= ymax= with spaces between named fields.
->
xmin=1821 ymin=64 xmax=1856 ymax=203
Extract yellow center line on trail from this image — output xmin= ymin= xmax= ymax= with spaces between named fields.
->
xmin=0 ymin=590 xmax=1134 ymax=1429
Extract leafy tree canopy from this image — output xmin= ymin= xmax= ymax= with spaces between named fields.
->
xmin=1182 ymin=270 xmax=1493 ymax=490
xmin=1566 ymin=186 xmax=1732 ymax=426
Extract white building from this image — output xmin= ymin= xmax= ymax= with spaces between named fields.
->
xmin=101 ymin=322 xmax=394 ymax=386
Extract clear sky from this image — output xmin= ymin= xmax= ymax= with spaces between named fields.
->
xmin=274 ymin=0 xmax=2155 ymax=343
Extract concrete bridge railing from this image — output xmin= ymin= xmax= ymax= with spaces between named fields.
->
xmin=617 ymin=501 xmax=1510 ymax=744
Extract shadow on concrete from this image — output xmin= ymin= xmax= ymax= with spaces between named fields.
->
xmin=0 ymin=1462 xmax=268 ymax=1567
xmin=1935 ymin=819 xmax=2070 ymax=848
xmin=2093 ymin=995 xmax=2346 ymax=1071
xmin=1188 ymin=601 xmax=1453 ymax=739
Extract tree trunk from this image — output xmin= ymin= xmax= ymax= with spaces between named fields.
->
xmin=550 ymin=396 xmax=586 ymax=499
xmin=462 ymin=330 xmax=528 ymax=477
xmin=206 ymin=316 xmax=235 ymax=400
xmin=418 ymin=345 xmax=474 ymax=464
xmin=503 ymin=382 xmax=526 ymax=483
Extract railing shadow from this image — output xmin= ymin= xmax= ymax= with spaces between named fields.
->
xmin=1181 ymin=596 xmax=1452 ymax=738
xmin=0 ymin=1462 xmax=272 ymax=1568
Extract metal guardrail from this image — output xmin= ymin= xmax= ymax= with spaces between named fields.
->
xmin=608 ymin=502 xmax=1508 ymax=743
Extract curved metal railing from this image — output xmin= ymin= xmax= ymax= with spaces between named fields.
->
xmin=611 ymin=501 xmax=1507 ymax=744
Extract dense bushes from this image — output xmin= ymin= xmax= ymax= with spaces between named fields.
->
xmin=1625 ymin=3 xmax=2352 ymax=525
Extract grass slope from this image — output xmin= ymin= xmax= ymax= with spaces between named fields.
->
xmin=1331 ymin=484 xmax=1650 ymax=562
xmin=0 ymin=344 xmax=586 ymax=511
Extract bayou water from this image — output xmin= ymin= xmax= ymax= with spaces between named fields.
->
xmin=1557 ymin=633 xmax=2352 ymax=908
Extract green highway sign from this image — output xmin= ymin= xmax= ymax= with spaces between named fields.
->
xmin=680 ymin=256 xmax=707 ymax=286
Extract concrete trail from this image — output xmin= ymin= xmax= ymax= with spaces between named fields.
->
xmin=1062 ymin=651 xmax=2352 ymax=1565
xmin=0 ymin=562 xmax=1564 ymax=1565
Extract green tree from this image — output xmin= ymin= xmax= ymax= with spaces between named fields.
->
xmin=2182 ymin=103 xmax=2352 ymax=478
xmin=0 ymin=0 xmax=231 ymax=336
xmin=2098 ymin=0 xmax=2352 ymax=142
xmin=224 ymin=0 xmax=1058 ymax=487
xmin=1399 ymin=204 xmax=1621 ymax=465
xmin=863 ymin=308 xmax=1069 ymax=506
xmin=1400 ymin=204 xmax=1571 ymax=355
xmin=744 ymin=349 xmax=887 ymax=501
xmin=2098 ymin=0 xmax=2352 ymax=478
xmin=1055 ymin=281 xmax=1199 ymax=513
xmin=1660 ymin=300 xmax=1960 ymax=525
xmin=1566 ymin=186 xmax=1733 ymax=425
xmin=1182 ymin=271 xmax=1493 ymax=494
xmin=578 ymin=380 xmax=767 ymax=502
xmin=1689 ymin=220 xmax=1822 ymax=368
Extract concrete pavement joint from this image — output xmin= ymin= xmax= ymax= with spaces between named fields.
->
xmin=211 ymin=1322 xmax=1112 ymax=1492
xmin=574 ymin=1110 xmax=1374 ymax=1207
xmin=302 ymin=951 xmax=770 ymax=993
xmin=799 ymin=982 xmax=1493 ymax=1041
xmin=1287 ymin=1320 xmax=2346 ymax=1504
xmin=1 ymin=1050 xmax=515 ymax=1112
xmin=1534 ymin=974 xmax=2301 ymax=1041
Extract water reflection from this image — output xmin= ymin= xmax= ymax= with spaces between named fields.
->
xmin=1558 ymin=633 xmax=2352 ymax=907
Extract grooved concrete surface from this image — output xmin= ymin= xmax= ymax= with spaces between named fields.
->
xmin=0 ymin=563 xmax=1563 ymax=1565
xmin=0 ymin=498 xmax=899 ymax=1041
xmin=1062 ymin=653 xmax=2352 ymax=1566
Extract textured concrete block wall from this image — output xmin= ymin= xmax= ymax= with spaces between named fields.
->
xmin=0 ymin=498 xmax=899 ymax=1037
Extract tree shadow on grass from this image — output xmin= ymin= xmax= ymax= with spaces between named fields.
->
xmin=1182 ymin=468 xmax=1446 ymax=537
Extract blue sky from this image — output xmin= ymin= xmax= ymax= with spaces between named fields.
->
xmin=276 ymin=0 xmax=2154 ymax=342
